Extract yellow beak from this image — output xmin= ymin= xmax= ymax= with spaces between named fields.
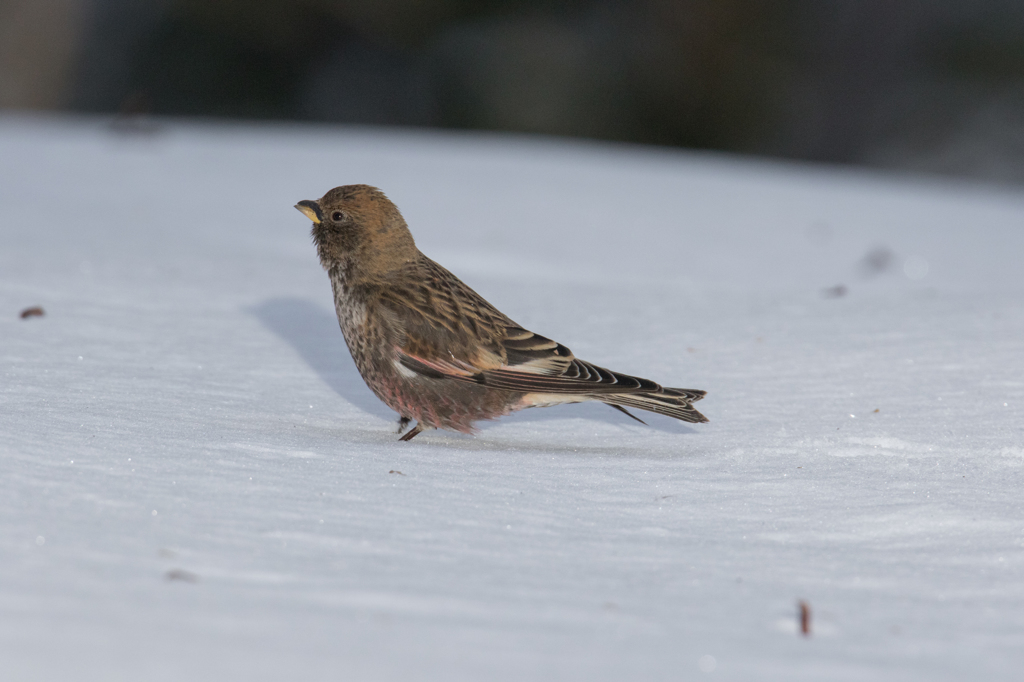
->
xmin=294 ymin=200 xmax=323 ymax=224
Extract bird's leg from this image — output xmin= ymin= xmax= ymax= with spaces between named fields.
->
xmin=396 ymin=416 xmax=411 ymax=434
xmin=398 ymin=423 xmax=424 ymax=442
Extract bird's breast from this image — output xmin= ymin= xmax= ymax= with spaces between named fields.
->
xmin=329 ymin=277 xmax=375 ymax=364
xmin=333 ymin=287 xmax=368 ymax=336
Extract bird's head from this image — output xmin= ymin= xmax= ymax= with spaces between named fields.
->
xmin=295 ymin=184 xmax=417 ymax=280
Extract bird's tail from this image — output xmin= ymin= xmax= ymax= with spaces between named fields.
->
xmin=601 ymin=387 xmax=708 ymax=424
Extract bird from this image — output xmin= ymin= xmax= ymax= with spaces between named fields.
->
xmin=295 ymin=185 xmax=707 ymax=441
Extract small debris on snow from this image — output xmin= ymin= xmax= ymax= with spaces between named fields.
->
xmin=860 ymin=246 xmax=895 ymax=276
xmin=20 ymin=306 xmax=45 ymax=319
xmin=389 ymin=470 xmax=406 ymax=476
xmin=799 ymin=600 xmax=812 ymax=636
xmin=165 ymin=569 xmax=199 ymax=583
xmin=822 ymin=284 xmax=847 ymax=298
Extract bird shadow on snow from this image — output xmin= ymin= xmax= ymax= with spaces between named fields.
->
xmin=478 ymin=401 xmax=697 ymax=436
xmin=249 ymin=297 xmax=395 ymax=421
xmin=250 ymin=297 xmax=697 ymax=438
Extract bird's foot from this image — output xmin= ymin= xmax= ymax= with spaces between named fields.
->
xmin=396 ymin=416 xmax=411 ymax=434
xmin=398 ymin=424 xmax=424 ymax=442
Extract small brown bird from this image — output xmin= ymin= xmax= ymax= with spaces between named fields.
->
xmin=295 ymin=185 xmax=707 ymax=441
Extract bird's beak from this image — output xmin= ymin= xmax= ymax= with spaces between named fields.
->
xmin=294 ymin=200 xmax=323 ymax=225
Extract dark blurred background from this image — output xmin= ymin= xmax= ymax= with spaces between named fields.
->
xmin=6 ymin=0 xmax=1024 ymax=182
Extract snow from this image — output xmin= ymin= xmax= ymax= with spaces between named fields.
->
xmin=2 ymin=114 xmax=1023 ymax=681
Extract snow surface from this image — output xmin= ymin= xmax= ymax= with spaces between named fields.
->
xmin=2 ymin=114 xmax=1023 ymax=681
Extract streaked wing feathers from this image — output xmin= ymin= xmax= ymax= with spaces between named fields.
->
xmin=500 ymin=326 xmax=573 ymax=376
xmin=480 ymin=359 xmax=662 ymax=394
xmin=380 ymin=254 xmax=707 ymax=424
xmin=602 ymin=393 xmax=709 ymax=423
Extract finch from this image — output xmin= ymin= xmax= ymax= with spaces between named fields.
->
xmin=295 ymin=185 xmax=707 ymax=441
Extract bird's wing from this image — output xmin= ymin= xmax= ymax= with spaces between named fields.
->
xmin=376 ymin=256 xmax=512 ymax=373
xmin=393 ymin=319 xmax=699 ymax=398
xmin=378 ymin=258 xmax=696 ymax=398
xmin=474 ymin=331 xmax=674 ymax=395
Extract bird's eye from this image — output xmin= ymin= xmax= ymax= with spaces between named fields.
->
xmin=331 ymin=211 xmax=344 ymax=222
